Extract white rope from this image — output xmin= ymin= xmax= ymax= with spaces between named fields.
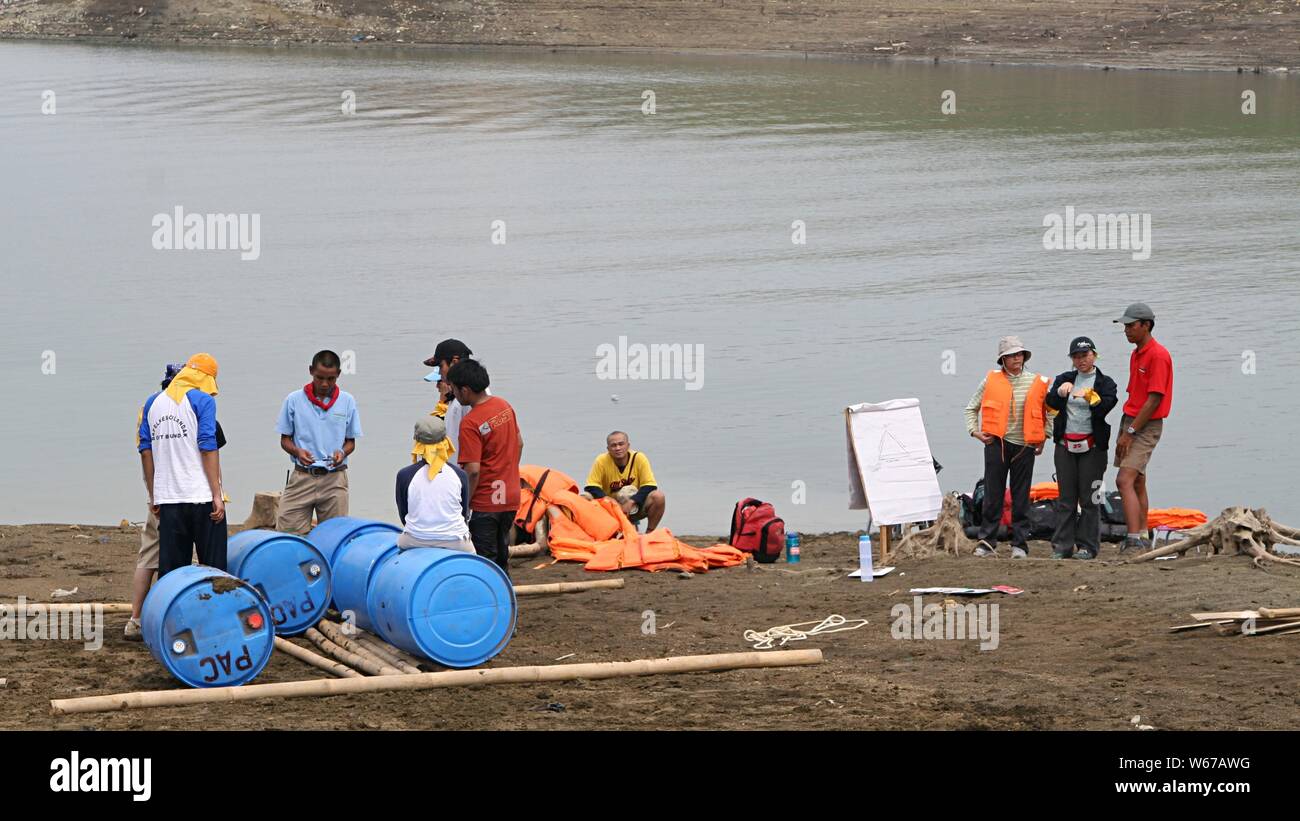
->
xmin=743 ymin=614 xmax=869 ymax=650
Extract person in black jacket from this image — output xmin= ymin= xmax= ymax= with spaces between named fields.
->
xmin=1044 ymin=337 xmax=1119 ymax=560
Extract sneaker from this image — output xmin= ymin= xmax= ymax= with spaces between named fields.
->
xmin=124 ymin=617 xmax=142 ymax=642
xmin=1052 ymin=550 xmax=1072 ymax=559
xmin=1118 ymin=537 xmax=1151 ymax=555
xmin=973 ymin=541 xmax=996 ymax=557
xmin=1011 ymin=547 xmax=1028 ymax=559
xmin=1075 ymin=548 xmax=1096 ymax=560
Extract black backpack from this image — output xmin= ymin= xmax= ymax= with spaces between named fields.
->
xmin=1027 ymin=499 xmax=1057 ymax=538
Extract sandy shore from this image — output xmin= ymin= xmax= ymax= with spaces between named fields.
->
xmin=2 ymin=0 xmax=1298 ymax=71
xmin=4 ymin=522 xmax=1300 ymax=730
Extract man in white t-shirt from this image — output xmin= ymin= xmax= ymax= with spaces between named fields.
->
xmin=395 ymin=416 xmax=475 ymax=552
xmin=422 ymin=338 xmax=487 ymax=454
xmin=138 ymin=352 xmax=226 ymax=579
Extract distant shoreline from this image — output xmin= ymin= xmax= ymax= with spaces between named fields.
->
xmin=3 ymin=0 xmax=1296 ymax=74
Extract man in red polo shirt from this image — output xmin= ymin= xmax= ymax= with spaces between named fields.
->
xmin=1113 ymin=303 xmax=1173 ymax=552
xmin=447 ymin=358 xmax=523 ymax=575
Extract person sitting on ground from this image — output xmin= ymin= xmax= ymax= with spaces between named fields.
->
xmin=582 ymin=431 xmax=666 ymax=530
xmin=395 ymin=416 xmax=475 ymax=553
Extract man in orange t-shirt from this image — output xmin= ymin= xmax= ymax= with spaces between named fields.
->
xmin=448 ymin=358 xmax=522 ymax=575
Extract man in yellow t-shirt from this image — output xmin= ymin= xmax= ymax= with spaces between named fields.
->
xmin=582 ymin=431 xmax=665 ymax=530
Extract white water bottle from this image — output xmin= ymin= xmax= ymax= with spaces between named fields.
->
xmin=859 ymin=533 xmax=874 ymax=583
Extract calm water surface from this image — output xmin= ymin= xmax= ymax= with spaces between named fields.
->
xmin=3 ymin=41 xmax=1299 ymax=534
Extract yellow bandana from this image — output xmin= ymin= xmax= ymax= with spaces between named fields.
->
xmin=411 ymin=438 xmax=455 ymax=480
xmin=164 ymin=365 xmax=218 ymax=405
xmin=433 ymin=402 xmax=448 ymax=419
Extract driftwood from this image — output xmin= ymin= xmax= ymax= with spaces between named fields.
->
xmin=891 ymin=494 xmax=977 ymax=559
xmin=242 ymin=491 xmax=281 ymax=529
xmin=1172 ymin=605 xmax=1300 ymax=636
xmin=49 ymin=649 xmax=824 ymax=715
xmin=274 ymin=637 xmax=363 ymax=678
xmin=1129 ymin=507 xmax=1300 ymax=570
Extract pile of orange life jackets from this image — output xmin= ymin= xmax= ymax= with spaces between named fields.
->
xmin=516 ymin=465 xmax=746 ymax=573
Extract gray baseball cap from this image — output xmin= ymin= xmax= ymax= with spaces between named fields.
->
xmin=414 ymin=415 xmax=447 ymax=445
xmin=1114 ymin=303 xmax=1155 ymax=323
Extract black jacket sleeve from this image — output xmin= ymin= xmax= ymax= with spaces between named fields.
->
xmin=1045 ymin=372 xmax=1072 ymax=413
xmin=584 ymin=486 xmax=607 ymax=499
xmin=1094 ymin=373 xmax=1120 ymax=418
xmin=395 ymin=464 xmax=413 ymax=525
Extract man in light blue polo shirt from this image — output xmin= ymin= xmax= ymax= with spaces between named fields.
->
xmin=275 ymin=349 xmax=362 ymax=535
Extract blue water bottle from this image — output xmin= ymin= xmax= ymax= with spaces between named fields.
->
xmin=785 ymin=531 xmax=801 ymax=563
xmin=858 ymin=533 xmax=874 ymax=582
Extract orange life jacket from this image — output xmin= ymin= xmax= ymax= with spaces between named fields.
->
xmin=980 ymin=370 xmax=1050 ymax=445
xmin=1030 ymin=481 xmax=1059 ymax=502
xmin=516 ymin=465 xmax=621 ymax=541
xmin=1147 ymin=508 xmax=1208 ymax=530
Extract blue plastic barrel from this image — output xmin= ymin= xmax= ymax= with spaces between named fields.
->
xmin=306 ymin=516 xmax=401 ymax=567
xmin=368 ymin=548 xmax=516 ymax=668
xmin=141 ymin=565 xmax=275 ymax=688
xmin=227 ymin=530 xmax=332 ymax=636
xmin=330 ymin=531 xmax=401 ymax=632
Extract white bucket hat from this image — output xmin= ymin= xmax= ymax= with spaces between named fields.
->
xmin=996 ymin=335 xmax=1032 ymax=364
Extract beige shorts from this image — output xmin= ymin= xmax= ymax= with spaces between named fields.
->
xmin=276 ymin=468 xmax=350 ymax=536
xmin=1115 ymin=416 xmax=1163 ymax=474
xmin=138 ymin=507 xmax=159 ymax=570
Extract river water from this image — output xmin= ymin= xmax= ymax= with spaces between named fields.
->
xmin=3 ymin=41 xmax=1299 ymax=534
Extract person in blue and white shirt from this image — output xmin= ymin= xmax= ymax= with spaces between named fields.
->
xmin=137 ymin=352 xmax=226 ymax=579
xmin=395 ymin=416 xmax=474 ymax=552
xmin=275 ymin=349 xmax=363 ymax=535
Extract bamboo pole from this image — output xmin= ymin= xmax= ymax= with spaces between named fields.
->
xmin=7 ymin=602 xmax=133 ymax=613
xmin=350 ymin=631 xmax=425 ymax=674
xmin=315 ymin=620 xmax=410 ymax=673
xmin=274 ymin=637 xmax=363 ymax=679
xmin=50 ymin=649 xmax=823 ymax=715
xmin=513 ymin=579 xmax=625 ymax=596
xmin=304 ymin=628 xmax=401 ymax=677
xmin=352 ymin=626 xmax=428 ymax=669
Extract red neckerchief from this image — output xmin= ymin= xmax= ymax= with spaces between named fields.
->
xmin=304 ymin=383 xmax=339 ymax=411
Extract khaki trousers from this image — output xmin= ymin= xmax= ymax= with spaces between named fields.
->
xmin=276 ymin=469 xmax=349 ymax=536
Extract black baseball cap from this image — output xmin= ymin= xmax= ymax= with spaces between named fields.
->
xmin=1069 ymin=336 xmax=1097 ymax=356
xmin=423 ymin=339 xmax=473 ymax=368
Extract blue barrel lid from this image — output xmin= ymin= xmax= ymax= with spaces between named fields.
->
xmin=369 ymin=549 xmax=516 ymax=668
xmin=330 ymin=530 xmax=400 ymax=633
xmin=228 ymin=530 xmax=332 ymax=636
xmin=306 ymin=517 xmax=400 ymax=567
xmin=140 ymin=565 xmax=275 ymax=688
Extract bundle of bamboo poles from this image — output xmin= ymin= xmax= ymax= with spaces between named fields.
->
xmin=1169 ymin=606 xmax=1300 ymax=636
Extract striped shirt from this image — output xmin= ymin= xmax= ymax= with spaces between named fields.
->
xmin=964 ymin=368 xmax=1042 ymax=446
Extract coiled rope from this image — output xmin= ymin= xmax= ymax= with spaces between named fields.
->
xmin=743 ymin=614 xmax=869 ymax=650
